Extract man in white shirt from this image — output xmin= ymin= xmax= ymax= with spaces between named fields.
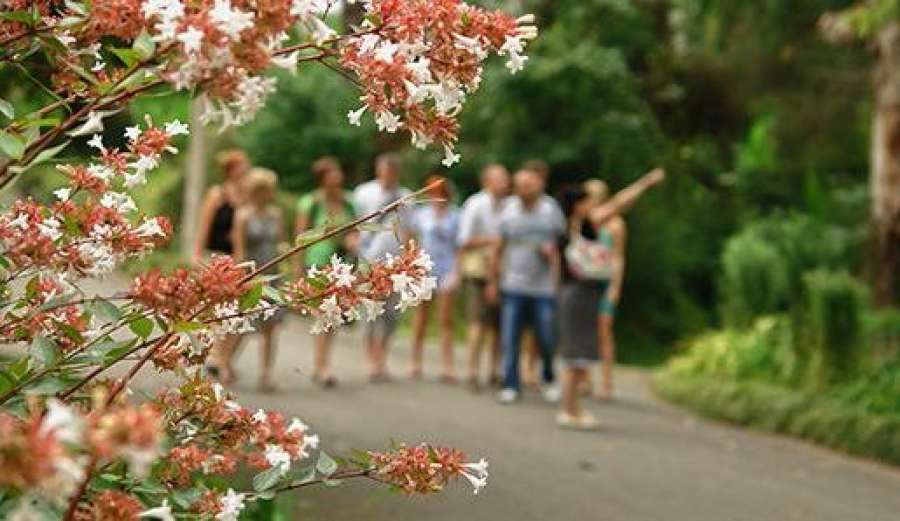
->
xmin=457 ymin=164 xmax=510 ymax=389
xmin=353 ymin=153 xmax=411 ymax=382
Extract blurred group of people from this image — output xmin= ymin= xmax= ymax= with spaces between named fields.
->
xmin=193 ymin=147 xmax=664 ymax=431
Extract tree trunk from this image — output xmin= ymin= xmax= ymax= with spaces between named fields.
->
xmin=870 ymin=24 xmax=900 ymax=306
xmin=181 ymin=97 xmax=207 ymax=258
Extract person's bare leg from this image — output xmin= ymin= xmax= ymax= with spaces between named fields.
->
xmin=259 ymin=323 xmax=277 ymax=393
xmin=438 ymin=291 xmax=456 ymax=382
xmin=488 ymin=326 xmax=502 ymax=385
xmin=409 ymin=301 xmax=431 ymax=379
xmin=466 ymin=322 xmax=484 ymax=385
xmin=560 ymin=367 xmax=581 ymax=417
xmin=217 ymin=334 xmax=242 ymax=385
xmin=598 ymin=315 xmax=616 ymax=400
xmin=365 ymin=331 xmax=380 ymax=379
xmin=313 ymin=332 xmax=335 ymax=384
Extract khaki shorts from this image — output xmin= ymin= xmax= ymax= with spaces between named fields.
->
xmin=462 ymin=277 xmax=499 ymax=327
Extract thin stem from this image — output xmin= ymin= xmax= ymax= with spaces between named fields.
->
xmin=240 ymin=180 xmax=440 ymax=285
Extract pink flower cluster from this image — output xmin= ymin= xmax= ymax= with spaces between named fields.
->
xmin=0 ymin=119 xmax=181 ymax=279
xmin=284 ymin=242 xmax=437 ymax=334
xmin=369 ymin=443 xmax=489 ymax=495
xmin=340 ymin=0 xmax=536 ymax=165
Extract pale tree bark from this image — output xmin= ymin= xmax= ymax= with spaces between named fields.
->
xmin=870 ymin=23 xmax=900 ymax=305
xmin=181 ymin=97 xmax=207 ymax=257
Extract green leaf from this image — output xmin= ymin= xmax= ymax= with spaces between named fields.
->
xmin=239 ymin=284 xmax=263 ymax=311
xmin=29 ymin=140 xmax=69 ymax=166
xmin=253 ymin=466 xmax=284 ymax=492
xmin=129 ymin=317 xmax=154 ymax=338
xmin=316 ymin=451 xmax=338 ymax=477
xmin=24 ymin=376 xmax=67 ymax=395
xmin=132 ymin=478 xmax=168 ymax=495
xmin=29 ymin=336 xmax=59 ymax=366
xmin=0 ymin=99 xmax=13 ymax=119
xmin=133 ymin=29 xmax=156 ymax=60
xmin=90 ymin=298 xmax=122 ymax=322
xmin=291 ymin=465 xmax=316 ymax=485
xmin=0 ymin=10 xmax=33 ymax=24
xmin=173 ymin=321 xmax=204 ymax=333
xmin=171 ymin=488 xmax=201 ymax=509
xmin=111 ymin=47 xmax=140 ymax=68
xmin=0 ymin=131 xmax=25 ymax=160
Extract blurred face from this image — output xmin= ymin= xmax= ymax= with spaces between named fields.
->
xmin=250 ymin=185 xmax=275 ymax=205
xmin=320 ymin=168 xmax=344 ymax=190
xmin=584 ymin=180 xmax=608 ymax=205
xmin=513 ymin=169 xmax=542 ymax=202
xmin=225 ymin=156 xmax=250 ymax=182
xmin=376 ymin=160 xmax=400 ymax=187
xmin=482 ymin=166 xmax=510 ymax=197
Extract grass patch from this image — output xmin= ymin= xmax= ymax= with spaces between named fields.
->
xmin=652 ymin=370 xmax=900 ymax=465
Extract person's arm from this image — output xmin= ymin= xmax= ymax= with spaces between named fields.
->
xmin=606 ymin=218 xmax=627 ymax=305
xmin=485 ymin=235 xmax=504 ymax=304
xmin=193 ymin=186 xmax=221 ymax=263
xmin=293 ymin=196 xmax=312 ymax=274
xmin=232 ymin=208 xmax=248 ymax=262
xmin=589 ymin=167 xmax=665 ymax=228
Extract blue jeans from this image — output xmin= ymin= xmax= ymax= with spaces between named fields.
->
xmin=500 ymin=292 xmax=557 ymax=391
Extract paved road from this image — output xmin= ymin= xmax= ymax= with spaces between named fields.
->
xmin=192 ymin=315 xmax=900 ymax=521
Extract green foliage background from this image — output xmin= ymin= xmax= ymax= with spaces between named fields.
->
xmin=2 ymin=0 xmax=884 ymax=363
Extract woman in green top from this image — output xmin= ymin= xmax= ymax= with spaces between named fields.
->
xmin=295 ymin=156 xmax=358 ymax=388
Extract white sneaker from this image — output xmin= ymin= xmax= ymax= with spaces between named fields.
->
xmin=556 ymin=411 xmax=600 ymax=431
xmin=541 ymin=383 xmax=561 ymax=403
xmin=497 ymin=388 xmax=520 ymax=404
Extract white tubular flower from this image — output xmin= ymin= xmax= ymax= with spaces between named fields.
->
xmin=347 ymin=105 xmax=367 ymax=126
xmin=403 ymin=80 xmax=431 ymax=106
xmin=87 ymin=163 xmax=115 ymax=182
xmin=271 ymin=50 xmax=299 ymax=72
xmin=264 ymin=444 xmax=292 ymax=475
xmin=406 ymin=57 xmax=433 ymax=83
xmin=40 ymin=400 xmax=84 ymax=444
xmin=357 ymin=33 xmax=381 ymax=54
xmin=328 ymin=254 xmax=356 ymax=288
xmin=124 ymin=125 xmax=142 ymax=142
xmin=164 ymin=119 xmax=189 ymax=136
xmin=359 ymin=298 xmax=385 ymax=322
xmin=139 ymin=500 xmax=175 ymax=521
xmin=69 ymin=112 xmax=105 ymax=137
xmin=135 ymin=217 xmax=167 ymax=238
xmin=375 ymin=111 xmax=401 ymax=133
xmin=216 ymin=489 xmax=246 ymax=521
xmin=441 ymin=145 xmax=461 ymax=168
xmin=7 ymin=213 xmax=28 ymax=230
xmin=37 ymin=217 xmax=62 ymax=241
xmin=286 ymin=418 xmax=309 ymax=434
xmin=209 ymin=0 xmax=253 ymax=38
xmin=252 ymin=409 xmax=268 ymax=423
xmin=100 ymin=192 xmax=138 ymax=214
xmin=53 ymin=188 xmax=71 ymax=202
xmin=374 ymin=42 xmax=400 ymax=63
xmin=307 ymin=16 xmax=336 ymax=44
xmin=453 ymin=33 xmax=487 ymax=60
xmin=177 ymin=25 xmax=205 ymax=54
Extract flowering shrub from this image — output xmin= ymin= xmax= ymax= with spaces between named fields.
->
xmin=0 ymin=0 xmax=535 ymax=518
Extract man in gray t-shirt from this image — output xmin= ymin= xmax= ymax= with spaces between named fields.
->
xmin=352 ymin=153 xmax=410 ymax=382
xmin=487 ymin=167 xmax=565 ymax=403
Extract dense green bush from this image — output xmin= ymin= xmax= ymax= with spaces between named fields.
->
xmin=719 ymin=233 xmax=789 ymax=327
xmin=798 ymin=269 xmax=868 ymax=385
xmin=666 ymin=316 xmax=797 ymax=384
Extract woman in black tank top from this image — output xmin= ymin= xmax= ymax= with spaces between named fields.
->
xmin=194 ymin=149 xmax=249 ymax=261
